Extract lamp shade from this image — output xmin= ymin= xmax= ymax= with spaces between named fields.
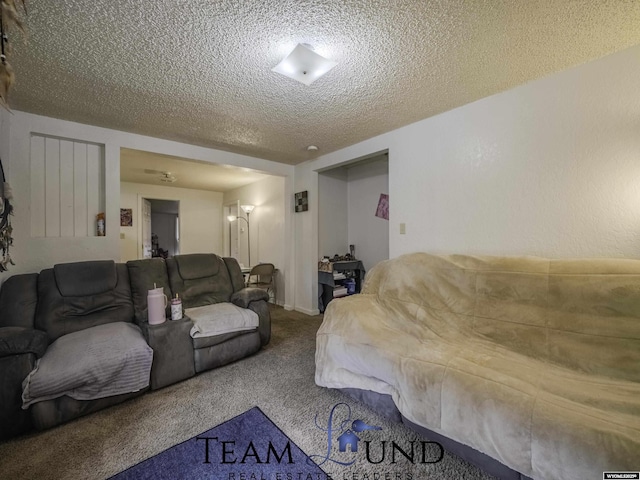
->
xmin=240 ymin=205 xmax=255 ymax=214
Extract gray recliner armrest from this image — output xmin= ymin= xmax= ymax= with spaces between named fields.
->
xmin=0 ymin=327 xmax=49 ymax=358
xmin=230 ymin=288 xmax=269 ymax=309
xmin=231 ymin=289 xmax=271 ymax=346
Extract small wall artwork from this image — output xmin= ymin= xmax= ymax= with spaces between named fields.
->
xmin=375 ymin=193 xmax=389 ymax=220
xmin=294 ymin=191 xmax=309 ymax=212
xmin=120 ymin=208 xmax=133 ymax=227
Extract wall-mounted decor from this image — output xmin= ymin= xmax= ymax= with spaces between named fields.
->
xmin=0 ymin=156 xmax=14 ymax=271
xmin=0 ymin=1 xmax=27 ymax=109
xmin=375 ymin=193 xmax=389 ymax=220
xmin=294 ymin=190 xmax=308 ymax=212
xmin=120 ymin=208 xmax=133 ymax=227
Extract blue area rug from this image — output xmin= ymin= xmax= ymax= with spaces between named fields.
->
xmin=110 ymin=407 xmax=328 ymax=480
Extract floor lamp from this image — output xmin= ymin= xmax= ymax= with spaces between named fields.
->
xmin=227 ymin=204 xmax=254 ymax=267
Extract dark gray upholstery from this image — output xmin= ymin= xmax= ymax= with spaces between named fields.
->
xmin=53 ymin=260 xmax=117 ymax=297
xmin=167 ymin=254 xmax=234 ymax=308
xmin=127 ymin=258 xmax=172 ymax=323
xmin=36 ymin=262 xmax=134 ymax=341
xmin=0 ymin=327 xmax=49 ymax=439
xmin=0 ymin=254 xmax=272 ymax=440
xmin=0 ymin=327 xmax=48 ymax=357
xmin=247 ymin=298 xmax=271 ymax=345
xmin=30 ymin=390 xmax=146 ymax=431
xmin=24 ymin=261 xmax=138 ymax=433
xmin=166 ymin=253 xmax=271 ymax=371
xmin=0 ymin=273 xmax=43 ymax=440
xmin=0 ymin=273 xmax=39 ymax=329
xmin=0 ymin=354 xmax=38 ymax=439
xmin=230 ymin=288 xmax=269 ymax=308
xmin=193 ymin=330 xmax=261 ymax=373
xmin=223 ymin=256 xmax=246 ymax=292
xmin=140 ymin=318 xmax=195 ymax=390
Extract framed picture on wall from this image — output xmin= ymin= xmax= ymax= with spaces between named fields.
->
xmin=294 ymin=191 xmax=309 ymax=212
xmin=375 ymin=194 xmax=389 ymax=220
xmin=120 ymin=208 xmax=133 ymax=226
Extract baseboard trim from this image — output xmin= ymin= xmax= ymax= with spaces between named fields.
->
xmin=294 ymin=306 xmax=320 ymax=316
xmin=283 ymin=304 xmax=294 ymax=311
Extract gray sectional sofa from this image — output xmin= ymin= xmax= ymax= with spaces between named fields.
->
xmin=0 ymin=253 xmax=270 ymax=440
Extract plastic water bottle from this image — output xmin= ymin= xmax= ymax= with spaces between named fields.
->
xmin=171 ymin=294 xmax=183 ymax=320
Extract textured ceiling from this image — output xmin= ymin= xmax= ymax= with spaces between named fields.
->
xmin=120 ymin=148 xmax=270 ymax=192
xmin=9 ymin=1 xmax=640 ymax=165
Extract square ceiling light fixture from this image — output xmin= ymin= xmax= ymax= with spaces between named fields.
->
xmin=272 ymin=44 xmax=337 ymax=86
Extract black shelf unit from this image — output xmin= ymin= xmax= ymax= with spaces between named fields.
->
xmin=318 ymin=260 xmax=366 ymax=313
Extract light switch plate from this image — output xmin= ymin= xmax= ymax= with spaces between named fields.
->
xmin=120 ymin=232 xmax=125 ymax=239
xmin=399 ymin=223 xmax=406 ymax=234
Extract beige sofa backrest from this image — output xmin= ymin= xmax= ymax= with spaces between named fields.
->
xmin=362 ymin=253 xmax=640 ymax=381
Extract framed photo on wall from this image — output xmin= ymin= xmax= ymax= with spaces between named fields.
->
xmin=120 ymin=208 xmax=133 ymax=226
xmin=294 ymin=191 xmax=309 ymax=212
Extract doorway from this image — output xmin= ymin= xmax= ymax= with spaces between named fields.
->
xmin=141 ymin=198 xmax=180 ymax=259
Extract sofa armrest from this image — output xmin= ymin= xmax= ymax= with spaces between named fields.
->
xmin=247 ymin=300 xmax=271 ymax=346
xmin=0 ymin=273 xmax=39 ymax=329
xmin=230 ymin=288 xmax=269 ymax=308
xmin=0 ymin=327 xmax=49 ymax=359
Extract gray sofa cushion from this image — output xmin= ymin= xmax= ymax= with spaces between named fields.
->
xmin=0 ymin=327 xmax=48 ymax=358
xmin=127 ymin=258 xmax=171 ymax=324
xmin=175 ymin=254 xmax=220 ymax=279
xmin=53 ymin=260 xmax=117 ymax=297
xmin=166 ymin=254 xmax=234 ymax=308
xmin=22 ymin=322 xmax=152 ymax=408
xmin=36 ymin=263 xmax=134 ymax=341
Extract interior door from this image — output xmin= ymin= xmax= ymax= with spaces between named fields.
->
xmin=142 ymin=198 xmax=152 ymax=258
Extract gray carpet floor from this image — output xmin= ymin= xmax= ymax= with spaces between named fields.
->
xmin=0 ymin=306 xmax=493 ymax=480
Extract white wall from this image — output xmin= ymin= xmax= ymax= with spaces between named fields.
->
xmin=347 ymin=155 xmax=389 ymax=271
xmin=120 ymin=182 xmax=223 ymax=262
xmin=223 ymin=175 xmax=288 ymax=307
xmin=293 ymin=44 xmax=640 ymax=313
xmin=0 ymin=111 xmax=295 ymax=303
xmin=318 ymin=169 xmax=348 ymax=259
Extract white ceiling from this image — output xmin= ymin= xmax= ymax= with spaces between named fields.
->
xmin=8 ymin=1 xmax=640 ymax=165
xmin=120 ymin=148 xmax=271 ymax=192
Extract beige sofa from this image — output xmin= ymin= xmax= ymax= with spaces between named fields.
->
xmin=315 ymin=253 xmax=640 ymax=480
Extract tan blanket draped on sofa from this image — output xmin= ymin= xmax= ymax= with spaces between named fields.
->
xmin=315 ymin=253 xmax=640 ymax=480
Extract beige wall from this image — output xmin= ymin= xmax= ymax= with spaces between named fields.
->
xmin=120 ymin=182 xmax=224 ymax=262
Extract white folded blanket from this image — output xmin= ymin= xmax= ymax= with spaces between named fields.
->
xmin=187 ymin=302 xmax=259 ymax=338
